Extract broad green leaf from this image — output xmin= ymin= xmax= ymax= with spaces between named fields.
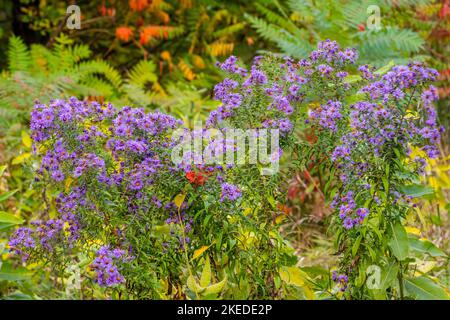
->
xmin=399 ymin=184 xmax=435 ymax=198
xmin=0 ymin=263 xmax=31 ymax=281
xmin=3 ymin=292 xmax=33 ymax=300
xmin=352 ymin=235 xmax=362 ymax=257
xmin=380 ymin=261 xmax=399 ymax=290
xmin=200 ymin=257 xmax=211 ymax=287
xmin=0 ymin=211 xmax=24 ymax=225
xmin=388 ymin=223 xmax=409 ymax=261
xmin=0 ymin=190 xmax=18 ymax=203
xmin=404 ymin=277 xmax=449 ymax=300
xmin=408 ymin=237 xmax=446 ymax=257
xmin=0 ymin=222 xmax=16 ymax=230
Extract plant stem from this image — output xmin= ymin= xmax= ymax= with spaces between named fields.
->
xmin=397 ymin=262 xmax=404 ymax=300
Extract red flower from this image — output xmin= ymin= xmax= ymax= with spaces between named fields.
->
xmin=357 ymin=24 xmax=365 ymax=32
xmin=185 ymin=171 xmax=207 ymax=186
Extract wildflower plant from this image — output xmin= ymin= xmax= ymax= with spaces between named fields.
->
xmin=8 ymin=40 xmax=446 ymax=300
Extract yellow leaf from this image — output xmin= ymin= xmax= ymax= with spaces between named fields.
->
xmin=405 ymin=227 xmax=421 ymax=236
xmin=187 ymin=275 xmax=204 ymax=293
xmin=192 ymin=245 xmax=210 ymax=261
xmin=414 ymin=260 xmax=436 ymax=275
xmin=200 ymin=257 xmax=211 ymax=287
xmin=280 ymin=266 xmax=305 ymax=286
xmin=11 ymin=153 xmax=31 ymax=165
xmin=204 ymin=276 xmax=227 ymax=295
xmin=174 ymin=193 xmax=186 ymax=209
xmin=65 ymin=177 xmax=73 ymax=193
xmin=21 ymin=131 xmax=32 ymax=149
xmin=279 ymin=266 xmax=315 ymax=299
xmin=275 ymin=215 xmax=286 ymax=224
xmin=0 ymin=165 xmax=7 ymax=176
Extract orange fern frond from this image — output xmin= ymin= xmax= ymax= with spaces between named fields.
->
xmin=139 ymin=25 xmax=178 ymax=44
xmin=208 ymin=42 xmax=234 ymax=57
xmin=179 ymin=0 xmax=193 ymax=9
xmin=192 ymin=55 xmax=205 ymax=69
xmin=178 ymin=60 xmax=196 ymax=81
xmin=115 ymin=27 xmax=134 ymax=42
xmin=156 ymin=10 xmax=170 ymax=24
xmin=129 ymin=0 xmax=148 ymax=11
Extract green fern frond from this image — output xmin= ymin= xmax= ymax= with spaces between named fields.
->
xmin=81 ymin=75 xmax=115 ymax=98
xmin=245 ymin=14 xmax=286 ymax=44
xmin=254 ymin=2 xmax=297 ymax=34
xmin=8 ymin=36 xmax=31 ymax=73
xmin=358 ymin=27 xmax=424 ymax=65
xmin=121 ymin=84 xmax=153 ymax=107
xmin=77 ymin=60 xmax=123 ymax=90
xmin=212 ymin=23 xmax=245 ymax=38
xmin=127 ymin=60 xmax=157 ymax=89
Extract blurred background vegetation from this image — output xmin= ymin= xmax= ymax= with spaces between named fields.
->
xmin=0 ymin=0 xmax=448 ymax=299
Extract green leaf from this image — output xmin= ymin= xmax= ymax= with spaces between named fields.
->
xmin=380 ymin=261 xmax=399 ymax=290
xmin=3 ymin=292 xmax=33 ymax=300
xmin=0 ymin=190 xmax=18 ymax=202
xmin=0 ymin=211 xmax=24 ymax=225
xmin=200 ymin=257 xmax=211 ymax=287
xmin=0 ymin=262 xmax=31 ymax=281
xmin=382 ymin=177 xmax=389 ymax=193
xmin=374 ymin=60 xmax=394 ymax=76
xmin=404 ymin=277 xmax=449 ymax=300
xmin=399 ymin=184 xmax=435 ymax=198
xmin=352 ymin=235 xmax=362 ymax=257
xmin=408 ymin=237 xmax=446 ymax=257
xmin=344 ymin=74 xmax=362 ymax=84
xmin=0 ymin=223 xmax=16 ymax=230
xmin=153 ymin=224 xmax=170 ymax=235
xmin=388 ymin=222 xmax=409 ymax=261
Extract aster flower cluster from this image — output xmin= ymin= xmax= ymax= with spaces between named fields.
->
xmin=312 ymin=63 xmax=442 ymax=229
xmin=220 ymin=183 xmax=242 ymax=202
xmin=11 ymin=96 xmax=246 ymax=287
xmin=308 ymin=100 xmax=343 ymax=132
xmin=332 ymin=271 xmax=349 ymax=292
xmin=331 ymin=192 xmax=369 ymax=230
xmin=208 ymin=40 xmax=360 ymax=140
xmin=8 ymin=227 xmax=35 ymax=261
xmin=210 ymin=40 xmax=441 ymax=235
xmin=90 ymin=246 xmax=127 ymax=287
